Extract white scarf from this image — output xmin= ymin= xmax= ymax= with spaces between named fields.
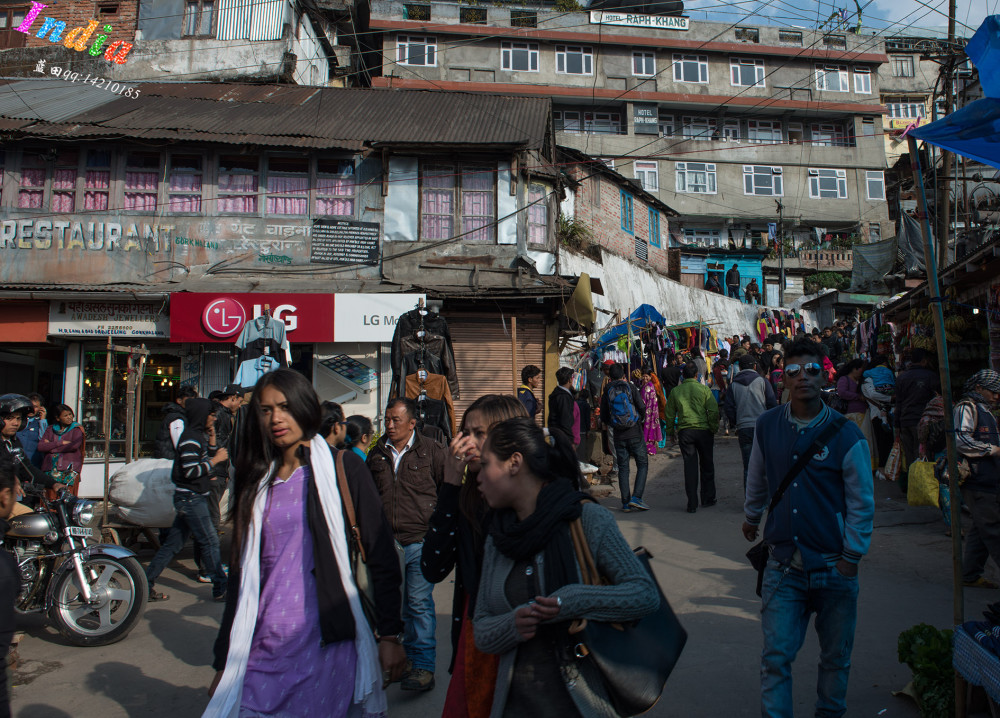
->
xmin=203 ymin=435 xmax=385 ymax=718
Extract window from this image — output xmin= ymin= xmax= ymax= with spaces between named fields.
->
xmin=748 ymin=119 xmax=782 ymax=144
xmin=124 ymin=152 xmax=160 ymax=212
xmin=590 ymin=176 xmax=601 ymax=207
xmin=84 ymin=150 xmax=110 ymax=211
xmin=51 ymin=150 xmax=79 ymax=212
xmin=583 ymin=111 xmax=621 ymax=134
xmin=634 ymin=161 xmax=658 ymax=191
xmin=779 ymin=29 xmax=802 ymax=45
xmin=316 ymin=159 xmax=355 ymax=216
xmin=676 ymin=162 xmax=717 ymax=194
xmin=673 ymin=54 xmax=708 ymax=83
xmin=680 ymin=116 xmax=716 ymax=141
xmin=823 ymin=34 xmax=846 ymax=49
xmin=527 ymin=184 xmax=547 ymax=245
xmin=866 ymin=170 xmax=885 ymax=200
xmin=787 ymin=122 xmax=803 ymax=144
xmin=684 ymin=228 xmax=722 ymax=247
xmin=167 ymin=154 xmax=202 ymax=213
xmin=501 ymin=42 xmax=538 ymax=72
xmin=0 ymin=7 xmax=27 ymax=49
xmin=553 ymin=110 xmax=581 ymax=133
xmin=421 ymin=164 xmax=495 ymax=242
xmin=398 ymin=35 xmax=436 ymax=66
xmin=266 ymin=157 xmax=308 ymax=215
xmin=743 ymin=165 xmax=783 ymax=196
xmin=403 ymin=3 xmax=430 ymax=20
xmin=892 ymin=56 xmax=915 ymax=77
xmin=556 ymin=45 xmax=593 ymax=75
xmin=599 ymin=158 xmax=615 ymax=169
xmin=808 ymin=168 xmax=847 ymax=199
xmin=460 ymin=7 xmax=486 ymax=24
xmin=886 ymin=38 xmax=917 ymax=52
xmin=658 ymin=112 xmax=674 ymax=136
xmin=811 ymin=123 xmax=845 ymax=147
xmin=633 ymin=50 xmax=655 ymax=77
xmin=182 ymin=0 xmax=214 ymax=36
xmin=97 ymin=4 xmax=119 ymax=17
xmin=648 ymin=208 xmax=661 ymax=247
xmin=218 ymin=155 xmax=259 ymax=214
xmin=635 ymin=236 xmax=648 ymax=261
xmin=854 ymin=67 xmax=871 ymax=94
xmin=722 ymin=119 xmax=740 ymax=141
xmin=886 ymin=101 xmax=924 ymax=119
xmin=861 ymin=116 xmax=876 ymax=136
xmin=731 ymin=58 xmax=765 ymax=87
xmin=869 ymin=223 xmax=881 ymax=242
xmin=816 ymin=64 xmax=849 ymax=92
xmin=620 ymin=191 xmax=633 ymax=233
xmin=510 ymin=9 xmax=536 ymax=27
xmin=734 ymin=26 xmax=759 ymax=42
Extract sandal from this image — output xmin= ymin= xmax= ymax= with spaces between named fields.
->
xmin=148 ymin=590 xmax=170 ymax=602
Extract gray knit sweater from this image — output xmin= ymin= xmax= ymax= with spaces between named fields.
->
xmin=473 ymin=502 xmax=659 ymax=718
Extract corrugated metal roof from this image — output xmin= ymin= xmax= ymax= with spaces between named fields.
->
xmin=0 ymin=80 xmax=551 ymax=150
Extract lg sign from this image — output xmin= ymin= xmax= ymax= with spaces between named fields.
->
xmin=202 ymin=298 xmax=246 ymax=338
xmin=172 ymin=293 xmax=335 ymax=343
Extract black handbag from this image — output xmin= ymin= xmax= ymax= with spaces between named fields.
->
xmin=745 ymin=415 xmax=847 ymax=596
xmin=567 ymin=518 xmax=687 ymax=717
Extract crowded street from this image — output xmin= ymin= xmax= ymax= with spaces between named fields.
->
xmin=8 ymin=437 xmax=969 ymax=718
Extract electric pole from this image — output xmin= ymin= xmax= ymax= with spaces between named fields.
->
xmin=776 ymin=199 xmax=785 ymax=306
xmin=937 ymin=0 xmax=958 ymax=268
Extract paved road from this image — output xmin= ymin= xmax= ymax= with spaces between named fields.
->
xmin=10 ymin=435 xmax=988 ymax=717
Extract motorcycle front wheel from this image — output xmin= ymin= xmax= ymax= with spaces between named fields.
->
xmin=49 ymin=553 xmax=148 ymax=647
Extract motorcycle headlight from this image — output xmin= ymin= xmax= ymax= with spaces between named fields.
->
xmin=72 ymin=500 xmax=96 ymax=527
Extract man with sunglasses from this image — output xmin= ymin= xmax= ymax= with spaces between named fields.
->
xmin=742 ymin=338 xmax=874 ymax=718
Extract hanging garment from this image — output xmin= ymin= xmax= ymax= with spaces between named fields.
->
xmin=390 ymin=309 xmax=459 ymax=399
xmin=405 ymin=372 xmax=457 ymax=437
xmin=236 ymin=315 xmax=291 ymax=366
xmin=393 ymin=333 xmax=458 ymax=399
xmin=235 ymin=355 xmax=280 ymax=388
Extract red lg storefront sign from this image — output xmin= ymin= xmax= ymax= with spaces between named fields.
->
xmin=170 ymin=293 xmax=335 ymax=343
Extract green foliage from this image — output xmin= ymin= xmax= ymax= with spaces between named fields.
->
xmin=897 ymin=623 xmax=954 ymax=718
xmin=557 ymin=215 xmax=600 ymax=261
xmin=805 ymin=271 xmax=849 ymax=291
xmin=553 ymin=0 xmax=582 ymax=9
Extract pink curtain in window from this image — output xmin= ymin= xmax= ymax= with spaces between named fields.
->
xmin=20 ymin=168 xmax=44 ymax=188
xmin=422 ymin=215 xmax=453 ymax=240
xmin=461 ymin=217 xmax=493 ymax=242
xmin=125 ymin=193 xmax=158 ymax=211
xmin=218 ymin=173 xmax=258 ymax=193
xmin=218 ymin=196 xmax=257 ymax=213
xmin=423 ymin=189 xmax=454 ymax=216
xmin=528 ymin=188 xmax=546 ymax=244
xmin=316 ymin=198 xmax=354 ymax=216
xmin=51 ymin=193 xmax=74 ymax=212
xmin=53 ymin=169 xmax=75 ymax=190
xmin=317 ymin=177 xmax=353 ymax=196
xmin=266 ymin=176 xmax=308 ymax=215
xmin=18 ymin=191 xmax=42 ymax=209
xmin=168 ymin=195 xmax=201 ymax=213
xmin=170 ymin=173 xmax=202 ymax=192
xmin=84 ymin=191 xmax=109 ymax=211
xmin=266 ymin=197 xmax=307 ymax=215
xmin=84 ymin=171 xmax=109 ymax=210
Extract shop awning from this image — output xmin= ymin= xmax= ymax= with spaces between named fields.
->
xmin=597 ymin=304 xmax=665 ymax=346
xmin=0 ymin=301 xmax=47 ymax=342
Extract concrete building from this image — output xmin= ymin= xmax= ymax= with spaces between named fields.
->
xmin=364 ymin=1 xmax=893 ymax=255
xmin=876 ymin=36 xmax=940 ymax=166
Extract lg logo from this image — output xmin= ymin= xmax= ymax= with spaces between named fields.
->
xmin=202 ymin=298 xmax=245 ymax=338
xmin=253 ymin=304 xmax=298 ymax=332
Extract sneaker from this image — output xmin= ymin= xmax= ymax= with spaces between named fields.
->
xmin=628 ymin=497 xmax=650 ymax=511
xmin=148 ymin=590 xmax=169 ymax=602
xmin=621 ymin=504 xmax=632 ymax=513
xmin=400 ymin=668 xmax=435 ymax=692
xmin=964 ymin=577 xmax=1000 ymax=589
xmin=197 ymin=574 xmax=212 ymax=584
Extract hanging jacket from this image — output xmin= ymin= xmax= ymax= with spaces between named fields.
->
xmin=391 ymin=310 xmax=459 ymax=399
xmin=405 ymin=373 xmax=457 ymax=436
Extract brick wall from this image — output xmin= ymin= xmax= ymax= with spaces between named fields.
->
xmin=798 ymin=250 xmax=853 ymax=269
xmin=17 ymin=0 xmax=139 ymax=49
xmin=572 ymin=172 xmax=671 ymax=276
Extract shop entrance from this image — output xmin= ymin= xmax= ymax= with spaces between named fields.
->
xmin=0 ymin=347 xmax=64 ymax=404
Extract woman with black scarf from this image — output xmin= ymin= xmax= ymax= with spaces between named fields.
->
xmin=472 ymin=418 xmax=659 ymax=717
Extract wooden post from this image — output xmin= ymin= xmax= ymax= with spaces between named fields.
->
xmin=511 ymin=316 xmax=518 ymax=394
xmin=101 ymin=336 xmax=113 ymax=528
xmin=125 ymin=352 xmax=135 ymax=464
xmin=134 ymin=348 xmax=147 ymax=459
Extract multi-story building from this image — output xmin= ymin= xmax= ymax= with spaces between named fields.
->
xmin=364 ymin=1 xmax=893 ymax=253
xmin=876 ymin=36 xmax=941 ymax=166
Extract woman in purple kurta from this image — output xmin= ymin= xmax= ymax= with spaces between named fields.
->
xmin=640 ymin=371 xmax=662 ymax=455
xmin=240 ymin=465 xmax=358 ymax=717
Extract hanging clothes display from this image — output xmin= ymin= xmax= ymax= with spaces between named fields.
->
xmin=390 ymin=305 xmax=460 ymax=400
xmin=233 ymin=313 xmax=291 ymax=388
xmin=404 ymin=371 xmax=456 ymax=440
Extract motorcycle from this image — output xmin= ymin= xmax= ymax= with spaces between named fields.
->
xmin=7 ymin=483 xmax=147 ymax=647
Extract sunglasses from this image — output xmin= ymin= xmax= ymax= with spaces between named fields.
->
xmin=784 ymin=362 xmax=822 ymax=378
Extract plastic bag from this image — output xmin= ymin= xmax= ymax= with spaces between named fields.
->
xmin=884 ymin=440 xmax=903 ymax=481
xmin=108 ymin=458 xmax=177 ymax=527
xmin=907 ymin=460 xmax=940 ymax=507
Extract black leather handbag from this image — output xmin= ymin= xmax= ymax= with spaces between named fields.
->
xmin=567 ymin=519 xmax=688 ymax=717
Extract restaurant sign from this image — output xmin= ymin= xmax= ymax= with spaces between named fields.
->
xmin=589 ymin=11 xmax=690 ymax=30
xmin=48 ymin=300 xmax=169 ymax=338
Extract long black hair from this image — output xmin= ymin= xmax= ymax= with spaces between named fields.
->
xmin=319 ymin=401 xmax=344 ymax=441
xmin=231 ymin=369 xmax=322 ymax=555
xmin=483 ymin=416 xmax=581 ymax=490
xmin=344 ymin=415 xmax=373 ymax=446
xmin=836 ymin=358 xmax=865 ymax=381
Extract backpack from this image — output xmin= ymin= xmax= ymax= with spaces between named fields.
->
xmin=606 ymin=381 xmax=639 ymax=429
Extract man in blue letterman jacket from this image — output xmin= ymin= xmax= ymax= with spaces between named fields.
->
xmin=742 ymin=337 xmax=874 ymax=718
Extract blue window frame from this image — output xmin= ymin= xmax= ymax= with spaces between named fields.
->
xmin=620 ymin=190 xmax=633 ymax=233
xmin=648 ymin=208 xmax=661 ymax=247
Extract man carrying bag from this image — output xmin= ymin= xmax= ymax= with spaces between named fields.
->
xmin=741 ymin=337 xmax=874 ymax=718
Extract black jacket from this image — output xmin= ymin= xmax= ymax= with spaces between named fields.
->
xmin=171 ymin=398 xmax=218 ymax=495
xmin=895 ymin=366 xmax=940 ymax=429
xmin=0 ymin=437 xmax=55 ymax=490
xmin=726 ymin=267 xmax=740 ymax=287
xmin=547 ymin=386 xmax=576 ymax=443
xmin=0 ymin=518 xmax=14 ymax=718
xmin=213 ymin=446 xmax=404 ymax=670
xmin=213 ymin=405 xmax=234 ymax=478
xmin=153 ymin=403 xmax=186 ymax=460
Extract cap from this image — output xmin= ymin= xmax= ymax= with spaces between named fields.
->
xmin=221 ymin=383 xmax=243 ymax=397
xmin=602 ymin=359 xmax=615 ymax=366
xmin=965 ymin=369 xmax=1000 ymax=395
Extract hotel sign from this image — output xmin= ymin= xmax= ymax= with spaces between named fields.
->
xmin=589 ymin=11 xmax=690 ymax=31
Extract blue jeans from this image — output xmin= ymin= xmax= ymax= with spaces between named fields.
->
xmin=145 ymin=492 xmax=226 ymax=597
xmin=614 ymin=437 xmax=648 ymax=507
xmin=738 ymin=427 xmax=755 ymax=491
xmin=402 ymin=541 xmax=436 ymax=672
xmin=760 ymin=560 xmax=859 ymax=718
xmin=728 ymin=286 xmax=741 ymax=299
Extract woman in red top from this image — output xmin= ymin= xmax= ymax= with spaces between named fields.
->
xmin=37 ymin=404 xmax=84 ymax=494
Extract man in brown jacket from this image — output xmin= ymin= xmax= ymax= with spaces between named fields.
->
xmin=367 ymin=397 xmax=447 ymax=692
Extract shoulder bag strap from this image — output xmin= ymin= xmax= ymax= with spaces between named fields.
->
xmin=333 ymin=448 xmax=367 ymax=563
xmin=766 ymin=414 xmax=848 ymax=515
xmin=569 ymin=518 xmax=601 ymax=586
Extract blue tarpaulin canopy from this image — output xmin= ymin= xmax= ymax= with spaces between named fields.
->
xmin=909 ymin=15 xmax=1000 ymax=168
xmin=597 ymin=304 xmax=665 ymax=346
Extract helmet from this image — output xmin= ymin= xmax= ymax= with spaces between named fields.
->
xmin=0 ymin=394 xmax=32 ymax=418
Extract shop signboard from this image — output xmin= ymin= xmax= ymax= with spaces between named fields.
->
xmin=632 ymin=103 xmax=659 ymax=135
xmin=48 ymin=300 xmax=169 ymax=338
xmin=333 ymin=293 xmax=426 ymax=342
xmin=589 ymin=10 xmax=689 ymax=30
